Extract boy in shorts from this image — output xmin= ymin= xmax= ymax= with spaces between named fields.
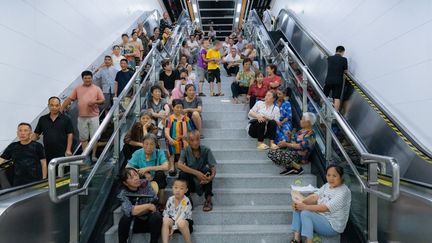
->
xmin=206 ymin=40 xmax=223 ymax=96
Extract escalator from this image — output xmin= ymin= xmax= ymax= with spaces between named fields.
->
xmin=245 ymin=8 xmax=432 ymax=243
xmin=0 ymin=9 xmax=193 ymax=243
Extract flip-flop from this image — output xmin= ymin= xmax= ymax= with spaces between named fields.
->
xmin=203 ymin=200 xmax=213 ymax=212
xmin=218 ymin=93 xmax=224 ymax=96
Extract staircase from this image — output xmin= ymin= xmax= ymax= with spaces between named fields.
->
xmin=105 ymin=71 xmax=324 ymax=243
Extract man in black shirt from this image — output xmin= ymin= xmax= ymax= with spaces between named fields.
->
xmin=114 ymin=59 xmax=135 ymax=97
xmin=324 ymin=46 xmax=348 ymax=111
xmin=33 ymin=96 xmax=74 ymax=163
xmin=158 ymin=59 xmax=180 ymax=96
xmin=0 ymin=123 xmax=47 ymax=186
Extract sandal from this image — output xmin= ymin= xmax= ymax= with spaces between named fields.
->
xmin=210 ymin=92 xmax=215 ymax=96
xmin=203 ymin=200 xmax=213 ymax=212
xmin=257 ymin=143 xmax=269 ymax=150
xmin=218 ymin=92 xmax=224 ymax=96
xmin=290 ymin=240 xmax=301 ymax=243
xmin=270 ymin=144 xmax=279 ymax=150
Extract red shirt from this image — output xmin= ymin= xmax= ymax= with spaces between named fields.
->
xmin=248 ymin=83 xmax=269 ymax=99
xmin=263 ymin=75 xmax=282 ymax=89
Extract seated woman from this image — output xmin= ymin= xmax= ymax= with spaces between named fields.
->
xmin=247 ymin=72 xmax=269 ymax=109
xmin=274 ymin=88 xmax=293 ymax=144
xmin=117 ymin=167 xmax=162 ymax=243
xmin=127 ymin=133 xmax=169 ymax=205
xmin=182 ymin=84 xmax=203 ymax=136
xmin=171 ymin=70 xmax=189 ymax=100
xmin=231 ymin=58 xmax=255 ymax=104
xmin=263 ymin=64 xmax=282 ymax=90
xmin=268 ymin=112 xmax=316 ymax=175
xmin=248 ymin=90 xmax=280 ymax=150
xmin=123 ymin=110 xmax=158 ymax=160
xmin=290 ymin=164 xmax=351 ymax=243
xmin=147 ymin=85 xmax=170 ymax=125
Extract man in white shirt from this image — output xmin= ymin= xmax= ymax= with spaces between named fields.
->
xmin=263 ymin=6 xmax=274 ymax=31
xmin=234 ymin=36 xmax=246 ymax=53
xmin=111 ymin=45 xmax=125 ymax=71
xmin=222 ymin=47 xmax=241 ymax=76
xmin=186 ymin=35 xmax=200 ymax=58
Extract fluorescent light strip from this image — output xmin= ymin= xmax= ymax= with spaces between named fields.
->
xmin=193 ymin=4 xmax=198 ymax=13
xmin=236 ymin=3 xmax=241 ymax=13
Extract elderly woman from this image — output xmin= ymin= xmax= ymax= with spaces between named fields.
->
xmin=268 ymin=112 xmax=316 ymax=175
xmin=127 ymin=133 xmax=169 ymax=205
xmin=274 ymin=88 xmax=292 ymax=144
xmin=290 ymin=164 xmax=351 ymax=243
xmin=147 ymin=85 xmax=170 ymax=134
xmin=123 ymin=110 xmax=158 ymax=160
xmin=248 ymin=90 xmax=280 ymax=150
xmin=231 ymin=58 xmax=255 ymax=104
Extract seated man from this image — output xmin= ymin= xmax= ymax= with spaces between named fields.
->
xmin=222 ymin=47 xmax=241 ymax=76
xmin=117 ymin=168 xmax=162 ymax=243
xmin=0 ymin=123 xmax=47 ymax=186
xmin=127 ymin=133 xmax=169 ymax=205
xmin=178 ymin=130 xmax=217 ymax=212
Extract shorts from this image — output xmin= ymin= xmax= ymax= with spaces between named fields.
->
xmin=78 ymin=116 xmax=99 ymax=141
xmin=196 ymin=66 xmax=208 ymax=82
xmin=207 ymin=68 xmax=221 ymax=83
xmin=173 ymin=219 xmax=194 ymax=234
xmin=323 ymin=83 xmax=343 ymax=99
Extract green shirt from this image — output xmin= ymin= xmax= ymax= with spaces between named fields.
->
xmin=127 ymin=149 xmax=167 ymax=176
xmin=179 ymin=145 xmax=217 ymax=172
xmin=237 ymin=70 xmax=255 ymax=87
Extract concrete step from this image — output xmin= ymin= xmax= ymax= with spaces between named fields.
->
xmin=216 ymin=160 xmax=312 ymax=174
xmin=209 ymin=188 xmax=293 ymax=206
xmin=105 ymin=224 xmax=293 ymax=243
xmin=203 ymin=103 xmax=246 ymax=112
xmin=212 ymin=149 xmax=268 ymax=160
xmin=212 ymin=173 xmax=316 ymax=189
xmin=201 ymin=138 xmax=256 ymax=149
xmin=202 ymin=128 xmax=248 ymax=139
xmin=202 ymin=97 xmax=237 ymax=104
xmin=203 ymin=120 xmax=246 ymax=129
xmin=192 ymin=206 xmax=292 ymax=225
xmin=202 ymin=111 xmax=248 ymax=121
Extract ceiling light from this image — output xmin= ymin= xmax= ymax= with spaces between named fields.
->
xmin=193 ymin=4 xmax=198 ymax=13
xmin=236 ymin=3 xmax=241 ymax=13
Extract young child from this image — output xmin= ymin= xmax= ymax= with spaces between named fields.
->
xmin=162 ymin=179 xmax=193 ymax=243
xmin=206 ymin=40 xmax=223 ymax=96
xmin=165 ymin=99 xmax=194 ymax=176
xmin=178 ymin=130 xmax=217 ymax=212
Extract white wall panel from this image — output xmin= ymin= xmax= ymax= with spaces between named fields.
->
xmin=272 ymin=0 xmax=432 ymax=149
xmin=0 ymin=0 xmax=162 ymax=150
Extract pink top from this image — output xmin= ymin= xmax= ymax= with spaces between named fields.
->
xmin=69 ymin=84 xmax=104 ymax=117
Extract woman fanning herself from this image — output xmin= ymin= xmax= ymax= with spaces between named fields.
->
xmin=268 ymin=112 xmax=316 ymax=175
xmin=290 ymin=165 xmax=351 ymax=243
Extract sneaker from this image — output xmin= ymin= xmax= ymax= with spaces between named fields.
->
xmin=286 ymin=167 xmax=304 ymax=175
xmin=198 ymin=92 xmax=206 ymax=97
xmin=279 ymin=166 xmax=293 ymax=175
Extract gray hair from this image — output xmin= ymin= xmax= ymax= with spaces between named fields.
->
xmin=140 ymin=110 xmax=152 ymax=118
xmin=303 ymin=112 xmax=317 ymax=126
xmin=142 ymin=133 xmax=158 ymax=144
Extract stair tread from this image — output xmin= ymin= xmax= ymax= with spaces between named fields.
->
xmin=214 ymin=173 xmax=315 ymax=178
xmin=193 ymin=205 xmax=292 ymax=213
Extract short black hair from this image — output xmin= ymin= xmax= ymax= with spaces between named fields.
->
xmin=118 ymin=167 xmax=138 ymax=184
xmin=267 ymin=64 xmax=277 ymax=74
xmin=150 ymin=85 xmax=162 ymax=94
xmin=161 ymin=59 xmax=171 ymax=69
xmin=120 ymin=59 xmax=128 ymax=64
xmin=182 ymin=40 xmax=187 ymax=47
xmin=153 ymin=27 xmax=159 ymax=32
xmin=326 ymin=164 xmax=345 ymax=182
xmin=104 ymin=55 xmax=112 ymax=59
xmin=172 ymin=99 xmax=184 ymax=108
xmin=121 ymin=33 xmax=128 ymax=38
xmin=17 ymin=122 xmax=32 ymax=130
xmin=48 ymin=96 xmax=61 ymax=104
xmin=243 ymin=57 xmax=252 ymax=65
xmin=81 ymin=70 xmax=93 ymax=78
xmin=185 ymin=83 xmax=195 ymax=92
xmin=112 ymin=45 xmax=120 ymax=50
xmin=336 ymin=46 xmax=345 ymax=53
xmin=173 ymin=178 xmax=188 ymax=188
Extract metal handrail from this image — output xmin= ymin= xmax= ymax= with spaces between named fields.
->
xmin=276 ymin=8 xmax=432 ymax=159
xmin=48 ymin=20 xmax=192 ymax=203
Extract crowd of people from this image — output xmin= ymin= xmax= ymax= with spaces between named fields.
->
xmin=0 ymin=11 xmax=351 ymax=243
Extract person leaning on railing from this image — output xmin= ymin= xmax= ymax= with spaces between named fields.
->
xmin=290 ymin=164 xmax=351 ymax=243
xmin=268 ymin=112 xmax=316 ymax=175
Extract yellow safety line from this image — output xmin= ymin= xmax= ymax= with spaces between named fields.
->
xmin=345 ymin=76 xmax=432 ymax=163
xmin=32 ymin=178 xmax=71 ymax=189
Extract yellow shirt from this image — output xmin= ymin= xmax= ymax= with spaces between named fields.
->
xmin=206 ymin=48 xmax=221 ymax=70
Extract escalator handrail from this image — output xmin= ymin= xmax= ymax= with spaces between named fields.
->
xmin=265 ymin=36 xmax=400 ymax=201
xmin=276 ymin=8 xmax=432 ymax=160
xmin=48 ymin=20 xmax=192 ymax=203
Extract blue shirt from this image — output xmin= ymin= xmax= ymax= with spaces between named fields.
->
xmin=127 ymin=149 xmax=167 ymax=176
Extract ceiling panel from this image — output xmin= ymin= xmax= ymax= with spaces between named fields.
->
xmin=198 ymin=1 xmax=236 ymax=9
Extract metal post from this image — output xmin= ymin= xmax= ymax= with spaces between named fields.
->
xmin=134 ymin=78 xmax=141 ymax=116
xmin=301 ymin=72 xmax=308 ymax=113
xmin=69 ymin=162 xmax=80 ymax=243
xmin=368 ymin=162 xmax=379 ymax=243
xmin=325 ymin=104 xmax=334 ymax=163
xmin=113 ymin=97 xmax=120 ymax=162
